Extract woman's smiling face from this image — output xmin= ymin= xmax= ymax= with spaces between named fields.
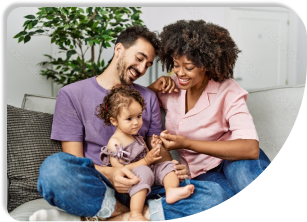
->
xmin=173 ymin=55 xmax=207 ymax=91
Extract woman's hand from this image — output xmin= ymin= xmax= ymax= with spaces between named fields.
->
xmin=148 ymin=76 xmax=179 ymax=94
xmin=172 ymin=159 xmax=189 ymax=181
xmin=160 ymin=130 xmax=187 ymax=151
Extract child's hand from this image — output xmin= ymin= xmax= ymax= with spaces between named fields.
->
xmin=151 ymin=134 xmax=162 ymax=149
xmin=144 ymin=147 xmax=162 ymax=165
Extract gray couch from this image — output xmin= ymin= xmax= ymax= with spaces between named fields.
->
xmin=8 ymin=84 xmax=305 ymax=220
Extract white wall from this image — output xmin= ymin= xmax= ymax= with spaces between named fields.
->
xmin=296 ymin=14 xmax=307 ymax=85
xmin=7 ymin=7 xmax=53 ymax=107
xmin=7 ymin=7 xmax=307 ymax=107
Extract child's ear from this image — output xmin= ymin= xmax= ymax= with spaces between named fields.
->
xmin=110 ymin=117 xmax=118 ymax=127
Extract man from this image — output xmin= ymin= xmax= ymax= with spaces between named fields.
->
xmin=30 ymin=25 xmax=228 ymax=221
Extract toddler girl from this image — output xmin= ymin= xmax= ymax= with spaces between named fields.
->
xmin=96 ymin=86 xmax=194 ymax=221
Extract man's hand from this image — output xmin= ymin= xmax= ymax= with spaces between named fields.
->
xmin=160 ymin=130 xmax=187 ymax=151
xmin=172 ymin=159 xmax=189 ymax=181
xmin=148 ymin=76 xmax=178 ymax=94
xmin=111 ymin=167 xmax=141 ymax=193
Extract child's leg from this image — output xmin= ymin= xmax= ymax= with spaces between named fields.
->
xmin=127 ymin=166 xmax=154 ymax=221
xmin=162 ymin=169 xmax=195 ymax=204
xmin=128 ymin=189 xmax=149 ymax=221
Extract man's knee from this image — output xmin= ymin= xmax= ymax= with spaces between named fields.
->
xmin=39 ymin=152 xmax=72 ymax=179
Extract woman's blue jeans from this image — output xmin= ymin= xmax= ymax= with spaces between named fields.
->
xmin=37 ymin=152 xmax=229 ymax=220
xmin=194 ymin=148 xmax=271 ymax=198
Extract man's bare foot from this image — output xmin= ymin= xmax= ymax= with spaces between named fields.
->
xmin=128 ymin=213 xmax=149 ymax=221
xmin=165 ymin=184 xmax=195 ymax=204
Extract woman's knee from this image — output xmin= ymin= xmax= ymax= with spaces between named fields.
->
xmin=191 ymin=179 xmax=231 ymax=206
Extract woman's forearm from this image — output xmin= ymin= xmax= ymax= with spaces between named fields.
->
xmin=184 ymin=139 xmax=259 ymax=160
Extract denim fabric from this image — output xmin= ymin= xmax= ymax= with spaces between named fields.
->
xmin=148 ymin=149 xmax=271 ymax=222
xmin=222 ymin=148 xmax=271 ymax=193
xmin=148 ymin=179 xmax=229 ymax=222
xmin=37 ymin=152 xmax=233 ymax=220
xmin=194 ymin=148 xmax=271 ymax=198
xmin=37 ymin=152 xmax=116 ymax=217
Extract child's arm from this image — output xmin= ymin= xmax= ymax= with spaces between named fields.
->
xmin=108 ymin=137 xmax=162 ymax=171
xmin=124 ymin=147 xmax=162 ymax=171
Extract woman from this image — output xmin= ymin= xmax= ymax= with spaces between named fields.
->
xmin=148 ymin=20 xmax=271 ymax=198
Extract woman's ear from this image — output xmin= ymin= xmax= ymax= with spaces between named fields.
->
xmin=110 ymin=117 xmax=118 ymax=127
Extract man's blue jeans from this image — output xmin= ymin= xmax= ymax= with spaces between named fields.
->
xmin=37 ymin=152 xmax=229 ymax=220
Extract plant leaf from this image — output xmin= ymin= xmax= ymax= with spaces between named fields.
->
xmin=88 ymin=40 xmax=94 ymax=47
xmin=24 ymin=35 xmax=31 ymax=43
xmin=105 ymin=42 xmax=111 ymax=48
xmin=28 ymin=21 xmax=33 ymax=30
xmin=18 ymin=36 xmax=24 ymax=43
xmin=13 ymin=31 xmax=26 ymax=38
xmin=66 ymin=50 xmax=76 ymax=60
xmin=24 ymin=15 xmax=36 ymax=19
xmin=94 ymin=15 xmax=102 ymax=20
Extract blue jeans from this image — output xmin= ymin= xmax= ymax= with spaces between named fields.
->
xmin=194 ymin=148 xmax=271 ymax=198
xmin=37 ymin=152 xmax=229 ymax=220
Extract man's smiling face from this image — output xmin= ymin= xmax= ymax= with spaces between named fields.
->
xmin=116 ymin=38 xmax=156 ymax=85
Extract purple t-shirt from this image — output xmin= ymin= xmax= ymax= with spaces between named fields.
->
xmin=51 ymin=76 xmax=163 ymax=165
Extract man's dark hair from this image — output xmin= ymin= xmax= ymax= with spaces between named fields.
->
xmin=115 ymin=25 xmax=160 ymax=55
xmin=158 ymin=20 xmax=241 ymax=82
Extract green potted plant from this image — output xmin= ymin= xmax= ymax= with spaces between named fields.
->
xmin=14 ymin=7 xmax=144 ymax=86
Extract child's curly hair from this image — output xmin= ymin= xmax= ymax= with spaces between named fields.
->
xmin=96 ymin=86 xmax=146 ymax=126
xmin=158 ymin=20 xmax=241 ymax=82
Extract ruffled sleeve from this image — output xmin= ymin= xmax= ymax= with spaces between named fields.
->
xmin=100 ymin=144 xmax=132 ymax=166
xmin=99 ymin=146 xmax=117 ymax=166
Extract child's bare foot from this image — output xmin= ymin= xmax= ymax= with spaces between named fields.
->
xmin=165 ymin=184 xmax=195 ymax=204
xmin=128 ymin=213 xmax=149 ymax=221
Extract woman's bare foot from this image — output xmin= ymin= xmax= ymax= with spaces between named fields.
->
xmin=128 ymin=212 xmax=149 ymax=221
xmin=165 ymin=184 xmax=195 ymax=204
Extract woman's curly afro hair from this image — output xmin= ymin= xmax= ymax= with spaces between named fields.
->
xmin=158 ymin=20 xmax=241 ymax=82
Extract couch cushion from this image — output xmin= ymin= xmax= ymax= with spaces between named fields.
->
xmin=9 ymin=198 xmax=62 ymax=221
xmin=246 ymin=85 xmax=305 ymax=160
xmin=7 ymin=105 xmax=62 ymax=212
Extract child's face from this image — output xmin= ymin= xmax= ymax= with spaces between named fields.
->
xmin=113 ymin=100 xmax=143 ymax=135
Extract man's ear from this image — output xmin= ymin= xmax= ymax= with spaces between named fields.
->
xmin=110 ymin=117 xmax=118 ymax=127
xmin=114 ymin=43 xmax=124 ymax=58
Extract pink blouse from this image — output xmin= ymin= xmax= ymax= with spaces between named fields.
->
xmin=158 ymin=74 xmax=259 ymax=178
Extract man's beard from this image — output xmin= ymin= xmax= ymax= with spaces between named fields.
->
xmin=116 ymin=55 xmax=132 ymax=86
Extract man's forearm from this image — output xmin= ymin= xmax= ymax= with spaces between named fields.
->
xmin=94 ymin=164 xmax=114 ymax=182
